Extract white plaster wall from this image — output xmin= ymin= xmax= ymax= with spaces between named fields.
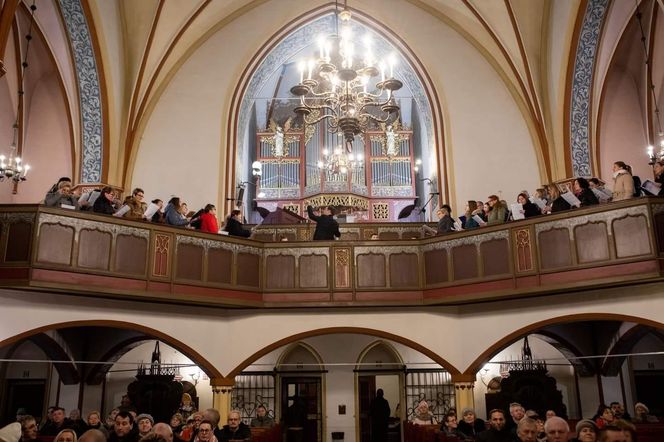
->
xmin=472 ymin=336 xmax=578 ymax=419
xmin=104 ymin=341 xmax=213 ymax=417
xmin=577 ymin=376 xmax=600 ymax=419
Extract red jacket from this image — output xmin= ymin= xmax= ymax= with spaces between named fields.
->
xmin=199 ymin=212 xmax=219 ymax=233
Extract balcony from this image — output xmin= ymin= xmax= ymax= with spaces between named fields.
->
xmin=0 ymin=198 xmax=663 ymax=308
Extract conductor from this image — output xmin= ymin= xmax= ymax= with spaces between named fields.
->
xmin=307 ymin=205 xmax=341 ymax=240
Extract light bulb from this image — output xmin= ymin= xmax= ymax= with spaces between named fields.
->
xmin=356 ymin=153 xmax=364 ymax=161
xmin=415 ymin=158 xmax=422 ymax=165
xmin=340 ymin=166 xmax=348 ymax=174
xmin=322 ymin=149 xmax=329 ymax=156
xmin=317 ymin=161 xmax=324 ymax=169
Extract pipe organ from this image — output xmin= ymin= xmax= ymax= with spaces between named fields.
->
xmin=256 ymin=122 xmax=416 ymax=221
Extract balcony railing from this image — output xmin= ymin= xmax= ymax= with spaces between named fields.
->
xmin=0 ymin=197 xmax=663 ymax=307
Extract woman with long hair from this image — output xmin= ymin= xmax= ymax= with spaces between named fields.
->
xmin=611 ymin=161 xmax=635 ymax=201
xmin=164 ymin=197 xmax=190 ymax=226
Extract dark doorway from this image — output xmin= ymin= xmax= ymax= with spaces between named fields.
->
xmin=634 ymin=370 xmax=664 ymax=416
xmin=358 ymin=375 xmax=376 ymax=442
xmin=281 ymin=376 xmax=321 ymax=442
xmin=359 ymin=374 xmax=400 ymax=442
xmin=2 ymin=379 xmax=46 ymax=426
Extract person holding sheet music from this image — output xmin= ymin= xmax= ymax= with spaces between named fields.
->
xmin=463 ymin=201 xmax=480 ymax=229
xmin=123 ymin=188 xmax=148 ymax=220
xmin=517 ymin=193 xmax=540 ymax=218
xmin=44 ymin=180 xmax=79 ymax=210
xmin=547 ymin=185 xmax=571 ymax=213
xmin=486 ymin=195 xmax=507 ymax=224
xmin=610 ymin=161 xmax=634 ymax=201
xmin=573 ymin=178 xmax=599 ymax=207
xmin=223 ymin=209 xmax=252 ymax=238
xmin=164 ymin=197 xmax=190 ymax=227
xmin=435 ymin=205 xmax=455 ymax=234
xmin=92 ymin=187 xmax=116 ymax=215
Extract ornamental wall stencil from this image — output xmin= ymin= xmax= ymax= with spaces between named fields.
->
xmin=59 ymin=0 xmax=104 ymax=183
xmin=569 ymin=0 xmax=609 ymax=177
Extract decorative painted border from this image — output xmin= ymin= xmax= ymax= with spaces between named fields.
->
xmin=534 ymin=205 xmax=650 ymax=238
xmin=569 ymin=0 xmax=609 ymax=177
xmin=59 ymin=0 xmax=103 ymax=183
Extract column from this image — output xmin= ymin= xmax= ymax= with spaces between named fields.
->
xmin=452 ymin=374 xmax=476 ymax=413
xmin=211 ymin=378 xmax=235 ymax=426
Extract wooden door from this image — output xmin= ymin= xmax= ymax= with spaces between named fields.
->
xmin=358 ymin=375 xmax=376 ymax=442
xmin=281 ymin=376 xmax=322 ymax=442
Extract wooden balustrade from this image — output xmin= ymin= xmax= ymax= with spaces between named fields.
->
xmin=0 ymin=197 xmax=663 ymax=308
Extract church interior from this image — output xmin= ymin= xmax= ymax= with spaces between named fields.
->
xmin=1 ymin=0 xmax=664 ymax=441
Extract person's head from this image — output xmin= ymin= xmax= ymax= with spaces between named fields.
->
xmin=227 ymin=411 xmax=241 ymax=430
xmin=19 ymin=416 xmax=37 ymax=441
xmin=55 ymin=429 xmax=76 ymax=442
xmin=197 ymin=421 xmax=213 ymax=442
xmin=204 ymin=204 xmax=216 ymax=214
xmin=535 ymin=188 xmax=546 ymax=199
xmin=544 ymin=416 xmax=569 ymax=442
xmin=574 ymin=177 xmax=590 ymax=191
xmin=203 ymin=409 xmax=220 ymax=428
xmin=78 ymin=429 xmax=106 ymax=442
xmin=517 ymin=193 xmax=528 ymax=204
xmin=634 ymin=402 xmax=648 ymax=415
xmin=168 ymin=197 xmax=181 ymax=210
xmin=610 ymin=402 xmax=624 ymax=417
xmin=613 ymin=420 xmax=635 ymax=442
xmin=69 ymin=410 xmax=80 ymax=421
xmin=114 ymin=412 xmax=134 ymax=437
xmin=57 ymin=181 xmax=72 ymax=195
xmin=461 ymin=408 xmax=475 ymax=424
xmin=152 ymin=423 xmax=173 ymax=442
xmin=86 ymin=412 xmax=100 ymax=427
xmin=598 ymin=405 xmax=614 ymax=423
xmin=599 ymin=426 xmax=627 ymax=442
xmin=415 ymin=401 xmax=430 ymax=415
xmin=99 ymin=186 xmax=114 ymax=201
xmin=179 ymin=203 xmax=188 ymax=215
xmin=654 ymin=159 xmax=664 ymax=177
xmin=321 ymin=206 xmax=334 ymax=216
xmin=466 ymin=200 xmax=478 ymax=214
xmin=517 ymin=417 xmax=538 ymax=442
xmin=613 ymin=161 xmax=627 ymax=173
xmin=444 ymin=414 xmax=457 ymax=429
xmin=132 ymin=188 xmax=145 ymax=202
xmin=51 ymin=408 xmax=65 ymax=424
xmin=169 ymin=414 xmax=182 ymax=428
xmin=138 ymin=434 xmax=166 ymax=442
xmin=191 ymin=413 xmax=203 ymax=429
xmin=256 ymin=405 xmax=267 ymax=418
xmin=152 ymin=199 xmax=163 ymax=208
xmin=488 ymin=195 xmax=501 ymax=208
xmin=488 ymin=409 xmax=506 ymax=431
xmin=136 ymin=414 xmax=153 ymax=435
xmin=230 ymin=209 xmax=242 ymax=221
xmin=483 ymin=202 xmax=490 ymax=213
xmin=576 ymin=419 xmax=597 ymax=442
xmin=589 ymin=178 xmax=601 ymax=188
xmin=510 ymin=403 xmax=525 ymax=421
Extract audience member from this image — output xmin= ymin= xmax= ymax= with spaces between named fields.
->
xmin=574 ymin=178 xmax=599 ymax=207
xmin=516 ymin=417 xmax=538 ymax=442
xmin=626 ymin=164 xmax=643 ymax=197
xmin=575 ymin=419 xmax=597 ymax=442
xmin=507 ymin=402 xmax=526 ymax=433
xmin=168 ymin=414 xmax=183 ymax=437
xmin=106 ymin=409 xmax=120 ymax=432
xmin=486 ymin=195 xmax=506 ymax=225
xmin=545 ymin=410 xmax=556 ymax=420
xmin=55 ymin=429 xmax=77 ymax=442
xmin=633 ymin=401 xmax=658 ymax=423
xmin=653 ymin=159 xmax=664 ymax=196
xmin=307 ymin=205 xmax=341 ymax=240
xmin=599 ymin=425 xmax=626 ymax=442
xmin=152 ymin=424 xmax=173 ymax=442
xmin=440 ymin=414 xmax=465 ymax=439
xmin=86 ymin=412 xmax=108 ymax=439
xmin=138 ymin=434 xmax=165 ymax=442
xmin=217 ymin=412 xmax=250 ymax=442
xmin=544 ymin=416 xmax=569 ymax=442
xmin=611 ymin=162 xmax=634 ymax=201
xmin=47 ymin=177 xmax=72 ymax=194
xmin=410 ymin=400 xmax=437 ymax=425
xmin=250 ymin=405 xmax=275 ymax=428
xmin=198 ymin=205 xmax=219 ymax=234
xmin=594 ymin=405 xmax=615 ymax=429
xmin=108 ymin=412 xmax=137 ymax=442
xmin=41 ymin=408 xmax=72 ymax=436
xmin=0 ymin=423 xmax=22 ymax=442
xmin=124 ymin=188 xmax=147 ymax=220
xmin=477 ymin=409 xmax=512 ymax=442
xmin=45 ymin=181 xmax=79 ymax=209
xmin=609 ymin=402 xmax=630 ymax=422
xmin=18 ymin=416 xmax=37 ymax=442
xmin=135 ymin=415 xmax=153 ymax=439
xmin=223 ymin=209 xmax=252 ymax=238
xmin=546 ymin=185 xmax=571 ymax=213
xmin=92 ymin=186 xmax=116 ymax=215
xmin=77 ymin=429 xmax=106 ymax=442
xmin=613 ymin=420 xmax=635 ymax=442
xmin=457 ymin=407 xmax=485 ymax=439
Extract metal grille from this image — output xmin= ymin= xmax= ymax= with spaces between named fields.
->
xmin=405 ymin=369 xmax=455 ymax=422
xmin=231 ymin=372 xmax=276 ymax=425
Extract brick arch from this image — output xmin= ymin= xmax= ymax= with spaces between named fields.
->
xmin=463 ymin=313 xmax=664 ymax=376
xmin=0 ymin=320 xmax=224 ymax=380
xmin=225 ymin=327 xmax=460 ymax=379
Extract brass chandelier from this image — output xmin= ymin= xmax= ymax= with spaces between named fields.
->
xmin=317 ymin=145 xmax=364 ymax=175
xmin=291 ymin=4 xmax=402 ymax=152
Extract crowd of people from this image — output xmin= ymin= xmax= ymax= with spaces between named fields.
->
xmin=1 ymin=399 xmax=277 ymax=442
xmin=40 ymin=159 xmax=664 ymax=242
xmin=408 ymin=400 xmax=660 ymax=441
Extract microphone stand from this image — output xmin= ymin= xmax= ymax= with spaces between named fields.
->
xmin=418 ymin=192 xmax=439 ymax=222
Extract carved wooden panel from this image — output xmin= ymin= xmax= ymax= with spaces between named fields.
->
xmin=208 ymin=248 xmax=233 ymax=284
xmin=612 ymin=215 xmax=651 ymax=258
xmin=115 ymin=235 xmax=148 ymax=275
xmin=378 ymin=231 xmax=399 ymax=240
xmin=5 ymin=222 xmax=32 ymax=262
xmin=152 ymin=233 xmax=170 ymax=277
xmin=574 ymin=222 xmax=609 ymax=263
xmin=481 ymin=239 xmax=510 ymax=276
xmin=334 ymin=248 xmax=351 ymax=288
xmin=513 ymin=228 xmax=534 ymax=272
xmin=37 ymin=223 xmax=74 ymax=265
xmin=78 ymin=229 xmax=111 ymax=270
xmin=357 ymin=253 xmax=386 ymax=287
xmin=424 ymin=249 xmax=448 ymax=285
xmin=389 ymin=253 xmax=419 ymax=287
xmin=538 ymin=228 xmax=572 ymax=269
xmin=340 ymin=231 xmax=359 ymax=241
xmin=236 ymin=253 xmax=260 ymax=287
xmin=266 ymin=255 xmax=295 ymax=289
xmin=452 ymin=244 xmax=478 ymax=280
xmin=299 ymin=254 xmax=328 ymax=288
xmin=176 ymin=244 xmax=203 ymax=281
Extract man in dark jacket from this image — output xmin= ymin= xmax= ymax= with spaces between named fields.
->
xmin=369 ymin=389 xmax=390 ymax=442
xmin=307 ymin=205 xmax=340 ymax=240
xmin=477 ymin=409 xmax=513 ymax=442
xmin=217 ymin=411 xmax=251 ymax=442
xmin=108 ymin=412 xmax=138 ymax=442
xmin=435 ymin=205 xmax=455 ymax=234
xmin=40 ymin=407 xmax=72 ymax=436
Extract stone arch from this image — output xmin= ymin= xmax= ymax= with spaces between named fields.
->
xmin=276 ymin=341 xmax=325 ymax=371
xmin=355 ymin=340 xmax=403 ymax=371
xmin=532 ymin=331 xmax=595 ymax=376
xmin=0 ymin=320 xmax=224 ymax=381
xmin=463 ymin=313 xmax=664 ymax=376
xmin=226 ymin=326 xmax=460 ymax=378
xmin=84 ymin=335 xmax=152 ymax=385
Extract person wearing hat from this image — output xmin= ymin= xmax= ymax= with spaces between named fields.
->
xmin=574 ymin=419 xmax=597 ymax=442
xmin=458 ymin=407 xmax=486 ymax=439
xmin=136 ymin=415 xmax=153 ymax=439
xmin=0 ymin=423 xmax=22 ymax=442
xmin=633 ymin=402 xmax=658 ymax=423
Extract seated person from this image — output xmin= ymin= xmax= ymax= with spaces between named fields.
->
xmin=440 ymin=414 xmax=465 ymax=439
xmin=44 ymin=181 xmax=79 ymax=209
xmin=223 ymin=210 xmax=251 ymax=238
xmin=517 ymin=192 xmax=540 ymax=218
xmin=46 ymin=177 xmax=72 ymax=195
xmin=410 ymin=400 xmax=437 ymax=425
xmin=92 ymin=186 xmax=116 ymax=215
xmin=250 ymin=405 xmax=274 ymax=428
xmin=218 ymin=411 xmax=251 ymax=442
xmin=198 ymin=204 xmax=219 ymax=234
xmin=424 ymin=205 xmax=454 ymax=235
xmin=164 ymin=197 xmax=190 ymax=227
xmin=124 ymin=188 xmax=147 ymax=220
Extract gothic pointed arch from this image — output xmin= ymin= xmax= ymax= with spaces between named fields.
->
xmin=355 ymin=340 xmax=403 ymax=371
xmin=276 ymin=341 xmax=324 ymax=372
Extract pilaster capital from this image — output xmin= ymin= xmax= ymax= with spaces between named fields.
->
xmin=450 ymin=373 xmax=476 ymax=384
xmin=210 ymin=377 xmax=235 ymax=394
